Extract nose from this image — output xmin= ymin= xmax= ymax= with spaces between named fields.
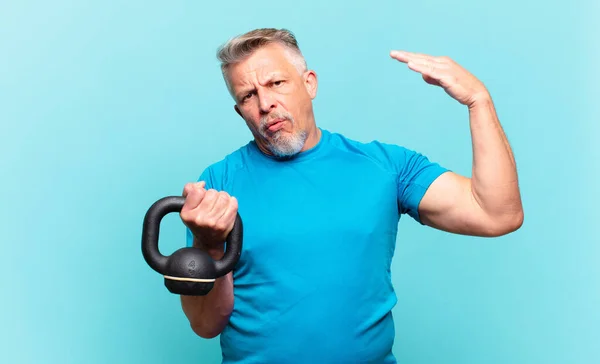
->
xmin=257 ymin=89 xmax=276 ymax=115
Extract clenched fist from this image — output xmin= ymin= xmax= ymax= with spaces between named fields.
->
xmin=180 ymin=181 xmax=239 ymax=250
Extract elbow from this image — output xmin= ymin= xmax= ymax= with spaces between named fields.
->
xmin=501 ymin=211 xmax=524 ymax=235
xmin=487 ymin=208 xmax=524 ymax=237
xmin=191 ymin=323 xmax=222 ymax=339
xmin=189 ymin=313 xmax=230 ymax=339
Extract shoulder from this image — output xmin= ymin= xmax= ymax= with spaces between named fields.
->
xmin=325 ymin=129 xmax=420 ymax=174
xmin=197 ymin=142 xmax=252 ymax=189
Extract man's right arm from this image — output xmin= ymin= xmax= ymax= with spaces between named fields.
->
xmin=180 ymin=237 xmax=234 ymax=338
xmin=179 ymin=182 xmax=238 ymax=338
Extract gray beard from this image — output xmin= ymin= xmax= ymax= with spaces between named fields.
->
xmin=265 ymin=129 xmax=308 ymax=158
xmin=258 ymin=112 xmax=308 ymax=158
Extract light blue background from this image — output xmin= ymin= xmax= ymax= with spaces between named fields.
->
xmin=1 ymin=1 xmax=598 ymax=363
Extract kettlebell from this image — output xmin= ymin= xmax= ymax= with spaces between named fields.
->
xmin=141 ymin=195 xmax=243 ymax=296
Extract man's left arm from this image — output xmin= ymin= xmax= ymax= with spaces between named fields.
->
xmin=391 ymin=50 xmax=524 ymax=237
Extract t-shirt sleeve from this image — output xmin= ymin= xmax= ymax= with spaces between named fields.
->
xmin=396 ymin=147 xmax=449 ymax=224
xmin=185 ymin=166 xmax=218 ymax=247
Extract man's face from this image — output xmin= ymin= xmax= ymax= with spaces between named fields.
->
xmin=227 ymin=43 xmax=318 ymax=158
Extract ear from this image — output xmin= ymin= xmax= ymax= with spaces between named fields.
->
xmin=303 ymin=70 xmax=318 ymax=99
xmin=234 ymin=104 xmax=242 ymax=118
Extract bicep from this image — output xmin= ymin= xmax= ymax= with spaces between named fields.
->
xmin=418 ymin=171 xmax=500 ymax=237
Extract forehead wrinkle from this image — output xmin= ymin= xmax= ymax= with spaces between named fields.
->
xmin=230 ymin=70 xmax=256 ymax=97
xmin=235 ymin=69 xmax=284 ymax=95
xmin=229 ymin=46 xmax=295 ymax=97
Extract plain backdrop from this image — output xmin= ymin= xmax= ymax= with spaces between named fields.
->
xmin=1 ymin=0 xmax=598 ymax=363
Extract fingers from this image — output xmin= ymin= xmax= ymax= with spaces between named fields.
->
xmin=391 ymin=50 xmax=450 ymax=81
xmin=218 ymin=196 xmax=239 ymax=236
xmin=407 ymin=59 xmax=450 ymax=79
xmin=180 ymin=182 xmax=239 ymax=242
xmin=180 ymin=182 xmax=206 ymax=225
xmin=390 ymin=50 xmax=452 ymax=64
xmin=422 ymin=74 xmax=441 ymax=86
xmin=202 ymin=194 xmax=238 ymax=239
xmin=199 ymin=191 xmax=238 ymax=242
xmin=391 ymin=50 xmax=460 ymax=90
xmin=181 ymin=182 xmax=206 ymax=210
xmin=391 ymin=50 xmax=482 ymax=104
xmin=390 ymin=50 xmax=429 ymax=63
xmin=206 ymin=190 xmax=230 ymax=223
xmin=186 ymin=188 xmax=220 ymax=227
xmin=182 ymin=181 xmax=205 ymax=197
xmin=199 ymin=189 xmax=221 ymax=216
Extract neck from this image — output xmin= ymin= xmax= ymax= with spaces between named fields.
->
xmin=300 ymin=124 xmax=321 ymax=152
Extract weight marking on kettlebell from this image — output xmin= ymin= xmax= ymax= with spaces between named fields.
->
xmin=188 ymin=260 xmax=196 ymax=275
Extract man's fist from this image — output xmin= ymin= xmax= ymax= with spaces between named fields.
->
xmin=180 ymin=181 xmax=239 ymax=248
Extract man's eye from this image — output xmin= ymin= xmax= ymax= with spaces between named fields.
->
xmin=273 ymin=80 xmax=284 ymax=86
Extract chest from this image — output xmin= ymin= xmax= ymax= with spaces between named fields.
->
xmin=229 ymin=156 xmax=399 ymax=262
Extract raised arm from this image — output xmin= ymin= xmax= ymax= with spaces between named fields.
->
xmin=391 ymin=50 xmax=523 ymax=237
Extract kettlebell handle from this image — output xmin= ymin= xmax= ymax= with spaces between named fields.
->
xmin=141 ymin=196 xmax=243 ymax=278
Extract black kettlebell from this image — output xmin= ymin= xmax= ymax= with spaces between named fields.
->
xmin=141 ymin=195 xmax=243 ymax=296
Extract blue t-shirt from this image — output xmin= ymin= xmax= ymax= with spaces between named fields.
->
xmin=186 ymin=128 xmax=448 ymax=363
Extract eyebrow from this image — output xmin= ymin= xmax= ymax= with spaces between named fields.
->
xmin=235 ymin=72 xmax=286 ymax=100
xmin=236 ymin=87 xmax=255 ymax=101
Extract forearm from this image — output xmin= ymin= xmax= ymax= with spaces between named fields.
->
xmin=468 ymin=94 xmax=523 ymax=224
xmin=180 ymin=238 xmax=234 ymax=338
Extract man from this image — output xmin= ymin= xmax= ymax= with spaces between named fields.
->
xmin=179 ymin=28 xmax=523 ymax=363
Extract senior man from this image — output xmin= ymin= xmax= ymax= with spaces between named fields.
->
xmin=179 ymin=28 xmax=523 ymax=363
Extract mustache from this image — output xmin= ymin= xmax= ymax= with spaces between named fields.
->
xmin=260 ymin=111 xmax=294 ymax=131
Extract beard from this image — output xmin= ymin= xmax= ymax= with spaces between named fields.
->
xmin=258 ymin=111 xmax=308 ymax=158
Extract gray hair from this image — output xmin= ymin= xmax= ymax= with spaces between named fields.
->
xmin=216 ymin=28 xmax=308 ymax=96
